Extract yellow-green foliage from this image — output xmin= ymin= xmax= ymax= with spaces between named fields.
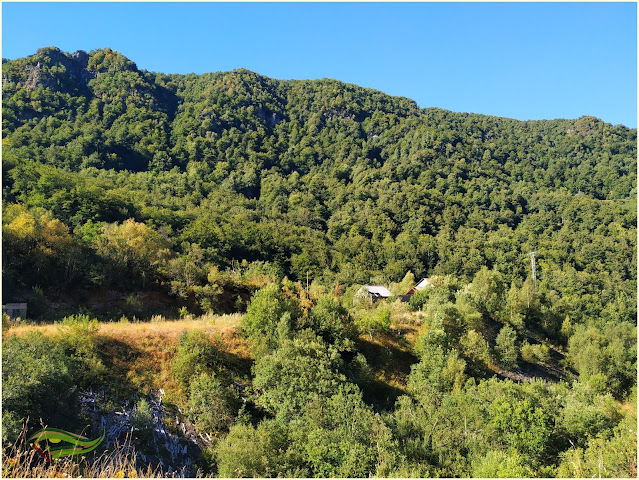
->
xmin=57 ymin=314 xmax=106 ymax=386
xmin=354 ymin=306 xmax=390 ymax=340
xmin=521 ymin=341 xmax=550 ymax=364
xmin=171 ymin=329 xmax=219 ymax=387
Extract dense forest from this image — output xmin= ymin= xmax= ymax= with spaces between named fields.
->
xmin=2 ymin=47 xmax=637 ymax=477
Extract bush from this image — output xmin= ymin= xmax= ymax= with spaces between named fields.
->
xmin=172 ymin=330 xmax=218 ymax=387
xmin=252 ymin=330 xmax=344 ymax=420
xmin=2 ymin=410 xmax=23 ymax=444
xmin=242 ymin=283 xmax=300 ymax=353
xmin=490 ymin=396 xmax=554 ymax=462
xmin=408 ymin=346 xmax=466 ymax=399
xmin=347 ymin=353 xmax=374 ymax=387
xmin=568 ymin=322 xmax=637 ymax=398
xmin=186 ymin=372 xmax=239 ymax=434
xmin=305 ymin=295 xmax=354 ymax=349
xmin=354 ymin=307 xmax=391 ymax=341
xmin=57 ymin=314 xmax=106 ymax=387
xmin=460 ymin=329 xmax=492 ymax=366
xmin=472 ymin=450 xmax=532 ymax=477
xmin=292 ymin=385 xmax=396 ymax=477
xmin=131 ymin=398 xmax=155 ymax=445
xmin=216 ymin=419 xmax=303 ymax=478
xmin=468 ymin=267 xmax=505 ymax=318
xmin=521 ymin=341 xmax=550 ymax=364
xmin=124 ymin=294 xmax=145 ymax=318
xmin=2 ymin=332 xmax=78 ymax=443
xmin=2 ymin=312 xmax=12 ymax=334
xmin=557 ymin=411 xmax=637 ymax=477
xmin=495 ymin=325 xmax=518 ymax=370
xmin=408 ymin=288 xmax=430 ymax=311
xmin=559 ymin=381 xmax=623 ymax=446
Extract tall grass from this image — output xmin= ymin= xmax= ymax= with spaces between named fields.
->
xmin=2 ymin=425 xmax=177 ymax=478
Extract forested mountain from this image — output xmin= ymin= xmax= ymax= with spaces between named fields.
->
xmin=2 ymin=47 xmax=636 ymax=477
xmin=3 ymin=47 xmax=636 ymax=308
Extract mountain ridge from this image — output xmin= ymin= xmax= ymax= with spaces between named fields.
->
xmin=2 ymin=46 xmax=636 ymax=321
xmin=5 ymin=46 xmax=633 ymax=128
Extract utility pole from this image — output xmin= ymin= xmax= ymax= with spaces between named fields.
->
xmin=529 ymin=251 xmax=537 ymax=291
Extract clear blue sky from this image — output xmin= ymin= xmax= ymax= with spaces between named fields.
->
xmin=2 ymin=2 xmax=637 ymax=128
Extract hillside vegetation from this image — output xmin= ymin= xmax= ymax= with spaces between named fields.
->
xmin=1 ymin=47 xmax=637 ymax=477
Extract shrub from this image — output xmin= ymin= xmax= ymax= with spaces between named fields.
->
xmin=495 ymin=325 xmax=518 ymax=370
xmin=521 ymin=341 xmax=550 ymax=364
xmin=408 ymin=288 xmax=430 ymax=311
xmin=241 ymin=283 xmax=299 ymax=353
xmin=2 ymin=312 xmax=12 ymax=334
xmin=408 ymin=346 xmax=466 ymax=399
xmin=124 ymin=294 xmax=145 ymax=318
xmin=559 ymin=381 xmax=623 ymax=446
xmin=568 ymin=322 xmax=637 ymax=398
xmin=242 ymin=284 xmax=290 ymax=337
xmin=347 ymin=353 xmax=374 ymax=387
xmin=460 ymin=329 xmax=492 ymax=366
xmin=186 ymin=372 xmax=239 ymax=434
xmin=354 ymin=308 xmax=391 ymax=341
xmin=490 ymin=396 xmax=554 ymax=462
xmin=306 ymin=295 xmax=354 ymax=349
xmin=131 ymin=398 xmax=155 ymax=445
xmin=252 ymin=330 xmax=344 ymax=420
xmin=352 ymin=287 xmax=374 ymax=309
xmin=556 ymin=412 xmax=637 ymax=477
xmin=472 ymin=450 xmax=532 ymax=477
xmin=2 ymin=332 xmax=78 ymax=443
xmin=216 ymin=419 xmax=303 ymax=478
xmin=172 ymin=330 xmax=218 ymax=387
xmin=2 ymin=410 xmax=23 ymax=444
xmin=292 ymin=385 xmax=397 ymax=477
xmin=57 ymin=314 xmax=106 ymax=387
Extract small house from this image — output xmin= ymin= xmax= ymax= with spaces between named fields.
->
xmin=400 ymin=278 xmax=433 ymax=302
xmin=3 ymin=303 xmax=27 ymax=320
xmin=404 ymin=278 xmax=432 ymax=296
xmin=364 ymin=285 xmax=392 ymax=301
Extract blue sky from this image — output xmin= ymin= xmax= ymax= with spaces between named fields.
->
xmin=2 ymin=2 xmax=637 ymax=128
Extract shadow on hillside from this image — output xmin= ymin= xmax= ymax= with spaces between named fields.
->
xmin=354 ymin=334 xmax=419 ymax=412
xmin=95 ymin=337 xmax=146 ymax=401
xmin=215 ymin=348 xmax=254 ymax=384
xmin=482 ymin=316 xmax=577 ymax=384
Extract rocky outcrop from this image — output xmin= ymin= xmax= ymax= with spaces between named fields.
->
xmin=79 ymin=388 xmax=205 ymax=476
xmin=23 ymin=47 xmax=95 ymax=93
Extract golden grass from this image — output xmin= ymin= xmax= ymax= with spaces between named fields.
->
xmin=4 ymin=313 xmax=244 ymax=344
xmin=3 ymin=313 xmax=250 ymax=400
xmin=621 ymin=399 xmax=637 ymax=415
xmin=2 ymin=429 xmax=172 ymax=478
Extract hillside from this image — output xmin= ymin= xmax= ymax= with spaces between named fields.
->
xmin=1 ymin=47 xmax=637 ymax=477
xmin=3 ymin=47 xmax=636 ymax=317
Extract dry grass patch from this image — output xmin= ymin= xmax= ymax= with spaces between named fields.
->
xmin=96 ymin=314 xmax=249 ymax=395
xmin=3 ymin=313 xmax=250 ymax=401
xmin=4 ymin=313 xmax=244 ymax=344
xmin=4 ymin=322 xmax=59 ymax=338
xmin=2 ymin=429 xmax=175 ymax=478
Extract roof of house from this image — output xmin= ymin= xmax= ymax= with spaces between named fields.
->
xmin=3 ymin=303 xmax=27 ymax=309
xmin=365 ymin=285 xmax=392 ymax=298
xmin=414 ymin=278 xmax=432 ymax=290
xmin=404 ymin=278 xmax=433 ymax=296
